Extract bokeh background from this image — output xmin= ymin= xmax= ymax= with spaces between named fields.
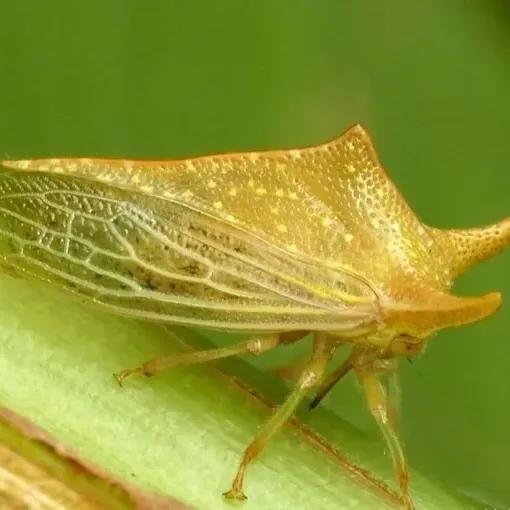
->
xmin=0 ymin=1 xmax=509 ymax=507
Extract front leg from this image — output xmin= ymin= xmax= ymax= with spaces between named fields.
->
xmin=355 ymin=362 xmax=414 ymax=510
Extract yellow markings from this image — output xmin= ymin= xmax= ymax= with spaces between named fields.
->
xmin=99 ymin=174 xmax=115 ymax=183
xmin=181 ymin=190 xmax=193 ymax=199
xmin=355 ymin=173 xmax=366 ymax=185
xmin=220 ymin=162 xmax=231 ymax=175
xmin=288 ymin=192 xmax=298 ymax=200
xmin=213 ymin=201 xmax=223 ymax=210
xmin=186 ymin=161 xmax=195 ymax=171
xmin=275 ymin=189 xmax=284 ymax=197
xmin=226 ymin=214 xmax=236 ymax=222
xmin=345 ymin=233 xmax=354 ymax=243
xmin=270 ymin=207 xmax=279 ymax=215
xmin=275 ymin=162 xmax=286 ymax=171
xmin=248 ymin=153 xmax=259 ymax=163
xmin=321 ymin=217 xmax=333 ymax=227
xmin=346 ymin=163 xmax=356 ymax=173
xmin=289 ymin=150 xmax=302 ymax=160
xmin=248 ymin=179 xmax=255 ymax=188
xmin=139 ymin=184 xmax=154 ymax=193
xmin=277 ymin=224 xmax=288 ymax=233
xmin=256 ymin=187 xmax=267 ymax=195
xmin=130 ymin=173 xmax=142 ymax=185
xmin=390 ymin=220 xmax=402 ymax=233
xmin=287 ymin=243 xmax=298 ymax=252
xmin=17 ymin=160 xmax=31 ymax=169
xmin=207 ymin=180 xmax=217 ymax=189
xmin=228 ymin=188 xmax=237 ymax=196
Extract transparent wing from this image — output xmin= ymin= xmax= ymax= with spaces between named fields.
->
xmin=0 ymin=170 xmax=378 ymax=332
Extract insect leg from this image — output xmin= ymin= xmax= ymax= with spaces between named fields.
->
xmin=387 ymin=367 xmax=402 ymax=429
xmin=356 ymin=364 xmax=414 ymax=510
xmin=223 ymin=331 xmax=334 ymax=501
xmin=114 ymin=333 xmax=281 ymax=385
xmin=309 ymin=349 xmax=355 ymax=408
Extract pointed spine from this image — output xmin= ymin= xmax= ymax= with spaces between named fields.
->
xmin=429 ymin=218 xmax=510 ymax=277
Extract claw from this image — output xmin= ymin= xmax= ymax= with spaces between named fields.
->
xmin=222 ymin=488 xmax=247 ymax=502
xmin=113 ymin=367 xmax=145 ymax=387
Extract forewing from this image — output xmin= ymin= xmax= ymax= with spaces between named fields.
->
xmin=0 ymin=169 xmax=377 ymax=332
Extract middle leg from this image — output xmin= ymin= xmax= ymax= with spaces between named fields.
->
xmin=223 ymin=331 xmax=335 ymax=500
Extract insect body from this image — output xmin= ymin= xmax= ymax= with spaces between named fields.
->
xmin=0 ymin=125 xmax=508 ymax=509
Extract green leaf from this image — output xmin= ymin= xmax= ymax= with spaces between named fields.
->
xmin=0 ymin=274 xmax=481 ymax=509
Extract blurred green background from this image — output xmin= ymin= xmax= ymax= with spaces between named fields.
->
xmin=0 ymin=1 xmax=509 ymax=507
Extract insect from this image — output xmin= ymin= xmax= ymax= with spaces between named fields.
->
xmin=0 ymin=125 xmax=508 ymax=509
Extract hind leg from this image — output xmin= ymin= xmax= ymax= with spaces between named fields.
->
xmin=115 ymin=333 xmax=282 ymax=385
